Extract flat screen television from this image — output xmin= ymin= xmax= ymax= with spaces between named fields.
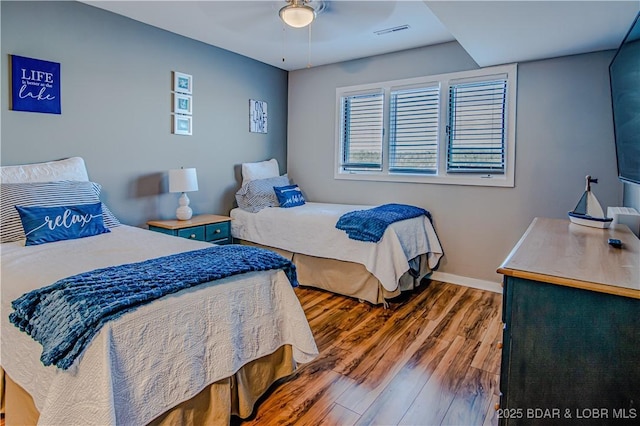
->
xmin=609 ymin=11 xmax=640 ymax=185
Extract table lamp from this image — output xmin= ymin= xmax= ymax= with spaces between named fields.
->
xmin=169 ymin=167 xmax=198 ymax=220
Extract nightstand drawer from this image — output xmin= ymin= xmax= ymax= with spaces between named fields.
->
xmin=147 ymin=215 xmax=232 ymax=244
xmin=205 ymin=222 xmax=229 ymax=241
xmin=177 ymin=227 xmax=205 ymax=241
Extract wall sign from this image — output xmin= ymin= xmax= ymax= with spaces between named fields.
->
xmin=10 ymin=55 xmax=61 ymax=114
xmin=250 ymin=99 xmax=267 ymax=133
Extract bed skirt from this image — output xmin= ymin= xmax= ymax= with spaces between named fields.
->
xmin=239 ymin=240 xmax=430 ymax=305
xmin=1 ymin=344 xmax=294 ymax=426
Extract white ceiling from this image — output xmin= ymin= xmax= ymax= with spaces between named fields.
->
xmin=82 ymin=1 xmax=640 ymax=71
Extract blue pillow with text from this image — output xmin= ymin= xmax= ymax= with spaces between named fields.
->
xmin=15 ymin=202 xmax=110 ymax=246
xmin=273 ymin=184 xmax=306 ymax=208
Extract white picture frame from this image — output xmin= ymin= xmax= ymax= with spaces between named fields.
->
xmin=249 ymin=99 xmax=268 ymax=133
xmin=173 ymin=93 xmax=192 ymax=115
xmin=173 ymin=114 xmax=192 ymax=136
xmin=173 ymin=71 xmax=192 ymax=94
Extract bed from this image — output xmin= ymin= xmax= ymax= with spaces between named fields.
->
xmin=231 ymin=160 xmax=444 ymax=305
xmin=0 ymin=157 xmax=318 ymax=426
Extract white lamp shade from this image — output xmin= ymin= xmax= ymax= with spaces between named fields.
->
xmin=169 ymin=168 xmax=198 ymax=193
xmin=280 ymin=3 xmax=315 ymax=28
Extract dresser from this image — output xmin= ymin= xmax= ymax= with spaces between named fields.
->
xmin=147 ymin=214 xmax=232 ymax=245
xmin=497 ymin=218 xmax=639 ymax=425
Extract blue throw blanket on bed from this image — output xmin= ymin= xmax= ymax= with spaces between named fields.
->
xmin=9 ymin=245 xmax=297 ymax=370
xmin=336 ymin=203 xmax=431 ymax=243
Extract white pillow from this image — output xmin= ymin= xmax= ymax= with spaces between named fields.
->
xmin=1 ymin=157 xmax=89 ymax=183
xmin=241 ymin=158 xmax=279 ymax=187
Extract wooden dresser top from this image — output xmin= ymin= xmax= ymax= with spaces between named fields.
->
xmin=498 ymin=217 xmax=640 ymax=299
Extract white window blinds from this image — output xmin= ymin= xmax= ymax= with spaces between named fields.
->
xmin=340 ymin=92 xmax=384 ymax=171
xmin=389 ymin=86 xmax=439 ymax=174
xmin=335 ymin=63 xmax=516 ymax=186
xmin=447 ymin=79 xmax=507 ymax=174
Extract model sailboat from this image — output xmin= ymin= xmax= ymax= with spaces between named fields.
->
xmin=568 ymin=175 xmax=613 ymax=228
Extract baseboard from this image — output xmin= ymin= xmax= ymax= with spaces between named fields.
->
xmin=430 ymin=271 xmax=503 ymax=294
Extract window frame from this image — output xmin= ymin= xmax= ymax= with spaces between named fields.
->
xmin=334 ymin=64 xmax=517 ymax=187
xmin=339 ymin=89 xmax=385 ymax=172
xmin=389 ymin=83 xmax=441 ymax=175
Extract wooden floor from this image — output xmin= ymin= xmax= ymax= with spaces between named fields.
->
xmin=234 ymin=280 xmax=502 ymax=426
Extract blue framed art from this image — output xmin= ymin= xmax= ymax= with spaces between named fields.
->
xmin=173 ymin=71 xmax=192 ymax=94
xmin=173 ymin=93 xmax=192 ymax=115
xmin=173 ymin=114 xmax=192 ymax=135
xmin=10 ymin=55 xmax=61 ymax=114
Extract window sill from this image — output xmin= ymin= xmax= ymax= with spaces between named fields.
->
xmin=334 ymin=170 xmax=514 ymax=187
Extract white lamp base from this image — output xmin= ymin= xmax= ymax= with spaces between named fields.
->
xmin=176 ymin=192 xmax=193 ymax=220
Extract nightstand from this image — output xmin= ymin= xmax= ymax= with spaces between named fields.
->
xmin=147 ymin=214 xmax=232 ymax=245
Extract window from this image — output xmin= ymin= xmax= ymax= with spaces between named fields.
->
xmin=389 ymin=86 xmax=440 ymax=174
xmin=340 ymin=92 xmax=384 ymax=171
xmin=447 ymin=79 xmax=507 ymax=174
xmin=335 ymin=64 xmax=517 ymax=187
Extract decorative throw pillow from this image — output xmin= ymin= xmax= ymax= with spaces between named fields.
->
xmin=241 ymin=158 xmax=279 ymax=187
xmin=0 ymin=181 xmax=120 ymax=243
xmin=16 ymin=203 xmax=110 ymax=246
xmin=273 ymin=184 xmax=306 ymax=208
xmin=235 ymin=175 xmax=290 ymax=213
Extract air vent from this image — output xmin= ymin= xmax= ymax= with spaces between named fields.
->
xmin=374 ymin=25 xmax=410 ymax=36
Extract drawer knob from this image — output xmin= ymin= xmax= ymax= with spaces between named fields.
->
xmin=497 ymin=342 xmax=503 ymax=349
xmin=190 ymin=234 xmax=196 ymax=239
xmin=215 ymin=229 xmax=221 ymax=233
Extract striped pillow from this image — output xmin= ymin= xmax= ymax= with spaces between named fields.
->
xmin=235 ymin=175 xmax=290 ymax=213
xmin=1 ymin=181 xmax=120 ymax=243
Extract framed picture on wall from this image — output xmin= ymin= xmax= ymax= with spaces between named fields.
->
xmin=173 ymin=71 xmax=192 ymax=94
xmin=173 ymin=93 xmax=192 ymax=115
xmin=10 ymin=55 xmax=61 ymax=114
xmin=173 ymin=114 xmax=192 ymax=135
xmin=249 ymin=99 xmax=267 ymax=133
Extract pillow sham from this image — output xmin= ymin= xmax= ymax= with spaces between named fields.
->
xmin=1 ymin=157 xmax=89 ymax=184
xmin=273 ymin=184 xmax=306 ymax=208
xmin=241 ymin=158 xmax=279 ymax=187
xmin=16 ymin=203 xmax=110 ymax=246
xmin=235 ymin=175 xmax=290 ymax=213
xmin=1 ymin=180 xmax=120 ymax=243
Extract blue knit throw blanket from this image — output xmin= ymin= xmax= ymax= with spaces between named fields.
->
xmin=336 ymin=203 xmax=431 ymax=243
xmin=9 ymin=245 xmax=297 ymax=370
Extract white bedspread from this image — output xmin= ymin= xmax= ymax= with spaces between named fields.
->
xmin=0 ymin=226 xmax=318 ymax=426
xmin=230 ymin=202 xmax=443 ymax=291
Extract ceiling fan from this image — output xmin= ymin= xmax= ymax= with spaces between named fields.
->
xmin=194 ymin=1 xmax=399 ymax=69
xmin=273 ymin=0 xmax=399 ymax=67
xmin=279 ymin=0 xmax=320 ymax=28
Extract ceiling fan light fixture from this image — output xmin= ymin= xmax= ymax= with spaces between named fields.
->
xmin=280 ymin=0 xmax=316 ymax=28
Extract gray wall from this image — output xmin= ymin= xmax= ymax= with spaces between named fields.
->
xmin=1 ymin=1 xmax=288 ymax=227
xmin=2 ymin=1 xmax=633 ymax=284
xmin=288 ymin=43 xmax=623 ymax=283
